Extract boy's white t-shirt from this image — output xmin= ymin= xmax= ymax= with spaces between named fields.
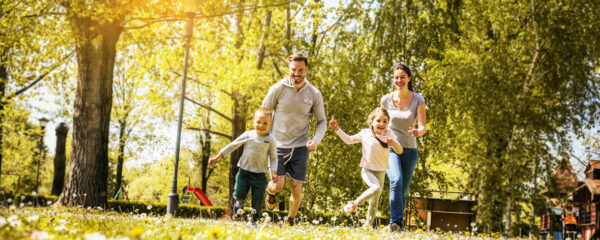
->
xmin=334 ymin=128 xmax=396 ymax=171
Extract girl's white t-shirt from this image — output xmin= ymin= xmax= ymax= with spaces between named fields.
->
xmin=334 ymin=128 xmax=396 ymax=171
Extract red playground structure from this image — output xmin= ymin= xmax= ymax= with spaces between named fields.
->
xmin=181 ymin=187 xmax=213 ymax=206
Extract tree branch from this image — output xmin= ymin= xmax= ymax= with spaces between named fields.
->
xmin=11 ymin=50 xmax=75 ymax=98
xmin=171 ymin=70 xmax=233 ymax=97
xmin=184 ymin=96 xmax=232 ymax=122
xmin=124 ymin=2 xmax=289 ymax=30
xmin=187 ymin=127 xmax=232 ymax=140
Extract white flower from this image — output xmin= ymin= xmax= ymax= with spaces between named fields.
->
xmin=55 ymin=225 xmax=67 ymax=231
xmin=28 ymin=201 xmax=33 ymax=206
xmin=236 ymin=209 xmax=244 ymax=215
xmin=331 ymin=216 xmax=337 ymax=222
xmin=7 ymin=198 xmax=12 ymax=203
xmin=84 ymin=232 xmax=106 ymax=240
xmin=9 ymin=205 xmax=16 ymax=209
xmin=19 ymin=203 xmax=25 ymax=208
xmin=46 ymin=201 xmax=52 ymax=205
xmin=27 ymin=215 xmax=39 ymax=222
xmin=20 ymin=195 xmax=25 ymax=200
xmin=262 ymin=212 xmax=268 ymax=217
xmin=249 ymin=208 xmax=257 ymax=214
xmin=147 ymin=205 xmax=153 ymax=210
xmin=7 ymin=215 xmax=21 ymax=227
xmin=312 ymin=220 xmax=319 ymax=224
xmin=32 ymin=191 xmax=38 ymax=196
xmin=0 ymin=217 xmax=7 ymax=226
xmin=376 ymin=212 xmax=381 ymax=217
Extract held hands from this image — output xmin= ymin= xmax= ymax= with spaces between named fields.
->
xmin=408 ymin=127 xmax=421 ymax=137
xmin=208 ymin=153 xmax=222 ymax=165
xmin=329 ymin=116 xmax=339 ymax=131
xmin=307 ymin=140 xmax=318 ymax=152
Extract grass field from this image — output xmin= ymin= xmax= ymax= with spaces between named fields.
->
xmin=0 ymin=206 xmax=521 ymax=240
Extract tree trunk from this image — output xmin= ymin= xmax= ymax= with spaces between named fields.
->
xmin=0 ymin=49 xmax=8 ymax=186
xmin=51 ymin=123 xmax=69 ymax=195
xmin=200 ymin=111 xmax=212 ymax=193
xmin=227 ymin=93 xmax=248 ymax=215
xmin=114 ymin=118 xmax=127 ymax=197
xmin=57 ymin=15 xmax=123 ymax=208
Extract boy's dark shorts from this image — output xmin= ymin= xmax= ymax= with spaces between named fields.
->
xmin=276 ymin=146 xmax=309 ymax=182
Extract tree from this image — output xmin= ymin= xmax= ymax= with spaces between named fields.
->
xmin=51 ymin=123 xmax=69 ymax=195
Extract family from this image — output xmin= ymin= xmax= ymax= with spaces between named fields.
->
xmin=208 ymin=53 xmax=427 ymax=230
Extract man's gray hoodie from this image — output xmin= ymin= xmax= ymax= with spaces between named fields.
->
xmin=261 ymin=77 xmax=326 ymax=148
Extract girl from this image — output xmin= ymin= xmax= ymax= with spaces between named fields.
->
xmin=329 ymin=107 xmax=403 ymax=228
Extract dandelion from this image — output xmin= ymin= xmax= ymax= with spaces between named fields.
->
xmin=312 ymin=219 xmax=319 ymax=225
xmin=208 ymin=226 xmax=223 ymax=239
xmin=7 ymin=198 xmax=12 ymax=203
xmin=19 ymin=203 xmax=25 ymax=208
xmin=47 ymin=200 xmax=52 ymax=205
xmin=130 ymin=226 xmax=145 ymax=238
xmin=32 ymin=191 xmax=38 ymax=196
xmin=236 ymin=209 xmax=244 ymax=215
xmin=250 ymin=208 xmax=257 ymax=215
xmin=147 ymin=205 xmax=153 ymax=210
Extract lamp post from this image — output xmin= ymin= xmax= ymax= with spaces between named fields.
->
xmin=35 ymin=117 xmax=49 ymax=193
xmin=167 ymin=0 xmax=199 ymax=216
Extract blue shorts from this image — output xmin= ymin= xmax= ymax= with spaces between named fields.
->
xmin=276 ymin=147 xmax=309 ymax=182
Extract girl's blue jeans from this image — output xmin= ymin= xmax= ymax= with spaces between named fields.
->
xmin=387 ymin=148 xmax=418 ymax=225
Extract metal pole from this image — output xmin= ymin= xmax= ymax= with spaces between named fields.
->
xmin=35 ymin=125 xmax=46 ymax=193
xmin=167 ymin=12 xmax=194 ymax=216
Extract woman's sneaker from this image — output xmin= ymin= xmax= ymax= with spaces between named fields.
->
xmin=265 ymin=191 xmax=277 ymax=210
xmin=343 ymin=201 xmax=357 ymax=214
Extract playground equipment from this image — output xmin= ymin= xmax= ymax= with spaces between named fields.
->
xmin=180 ymin=187 xmax=212 ymax=206
xmin=113 ymin=186 xmax=130 ymax=201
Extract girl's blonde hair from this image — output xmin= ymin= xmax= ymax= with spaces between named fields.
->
xmin=367 ymin=107 xmax=389 ymax=125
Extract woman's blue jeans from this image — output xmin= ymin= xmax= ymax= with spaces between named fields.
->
xmin=387 ymin=148 xmax=418 ymax=225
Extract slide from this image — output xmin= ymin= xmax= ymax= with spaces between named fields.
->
xmin=186 ymin=187 xmax=213 ymax=206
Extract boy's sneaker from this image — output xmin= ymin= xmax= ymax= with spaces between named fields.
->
xmin=233 ymin=201 xmax=244 ymax=216
xmin=265 ymin=191 xmax=277 ymax=210
xmin=343 ymin=201 xmax=357 ymax=214
xmin=246 ymin=221 xmax=258 ymax=228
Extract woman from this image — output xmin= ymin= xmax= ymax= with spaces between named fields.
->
xmin=380 ymin=63 xmax=427 ymax=231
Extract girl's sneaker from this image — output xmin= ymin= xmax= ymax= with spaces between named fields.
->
xmin=343 ymin=201 xmax=357 ymax=214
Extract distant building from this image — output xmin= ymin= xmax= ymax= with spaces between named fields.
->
xmin=540 ymin=159 xmax=600 ymax=240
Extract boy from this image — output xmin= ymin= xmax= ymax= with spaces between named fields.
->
xmin=209 ymin=108 xmax=278 ymax=227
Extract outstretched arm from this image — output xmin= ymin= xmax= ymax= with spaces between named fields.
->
xmin=330 ymin=116 xmax=361 ymax=144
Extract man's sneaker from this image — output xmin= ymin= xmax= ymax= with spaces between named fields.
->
xmin=246 ymin=221 xmax=258 ymax=228
xmin=284 ymin=216 xmax=295 ymax=226
xmin=343 ymin=201 xmax=357 ymax=214
xmin=389 ymin=222 xmax=401 ymax=232
xmin=265 ymin=191 xmax=277 ymax=211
